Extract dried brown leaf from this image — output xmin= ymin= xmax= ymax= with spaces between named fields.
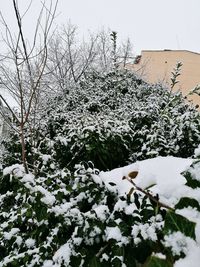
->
xmin=128 ymin=171 xmax=138 ymax=179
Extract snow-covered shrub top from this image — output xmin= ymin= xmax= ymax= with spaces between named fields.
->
xmin=1 ymin=69 xmax=199 ymax=171
xmin=37 ymin=69 xmax=200 ymax=170
xmin=0 ymin=151 xmax=200 ymax=266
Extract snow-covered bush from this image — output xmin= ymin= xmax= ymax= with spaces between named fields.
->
xmin=0 ymin=163 xmax=151 ymax=266
xmin=2 ymin=69 xmax=199 ymax=171
xmin=0 ymin=149 xmax=200 ymax=266
xmin=38 ymin=69 xmax=200 ymax=170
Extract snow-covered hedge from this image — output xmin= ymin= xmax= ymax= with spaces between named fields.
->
xmin=0 ymin=148 xmax=200 ymax=266
xmin=2 ymin=69 xmax=200 ymax=171
xmin=39 ymin=69 xmax=200 ymax=170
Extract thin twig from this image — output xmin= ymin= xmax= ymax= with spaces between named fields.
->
xmin=96 ymin=243 xmax=109 ymax=258
xmin=123 ymin=176 xmax=175 ymax=211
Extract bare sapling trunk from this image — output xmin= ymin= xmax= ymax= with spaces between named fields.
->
xmin=0 ymin=0 xmax=58 ymax=173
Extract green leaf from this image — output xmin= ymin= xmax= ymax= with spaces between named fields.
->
xmin=112 ymin=245 xmax=124 ymax=257
xmin=70 ymin=255 xmax=83 ymax=267
xmin=111 ymin=257 xmax=123 ymax=267
xmin=134 ymin=192 xmax=140 ymax=209
xmin=35 ymin=205 xmax=47 ymax=221
xmin=164 ymin=211 xmax=196 ymax=239
xmin=88 ymin=256 xmax=101 ymax=267
xmin=56 ymin=191 xmax=65 ymax=201
xmin=144 ymin=183 xmax=156 ymax=190
xmin=184 ymin=171 xmax=200 ymax=189
xmin=145 ymin=256 xmax=172 ymax=267
xmin=175 ymin=197 xmax=200 ymax=211
xmin=108 ymin=182 xmax=116 ymax=187
xmin=11 ymin=259 xmax=19 ymax=266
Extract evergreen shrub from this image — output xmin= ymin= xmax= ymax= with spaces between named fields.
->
xmin=39 ymin=69 xmax=200 ymax=170
xmin=1 ymin=69 xmax=200 ymax=172
xmin=0 ymin=149 xmax=200 ymax=266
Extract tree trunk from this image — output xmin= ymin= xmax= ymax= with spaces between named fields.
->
xmin=20 ymin=123 xmax=29 ymax=173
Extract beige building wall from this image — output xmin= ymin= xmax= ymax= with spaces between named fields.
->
xmin=129 ymin=50 xmax=200 ymax=107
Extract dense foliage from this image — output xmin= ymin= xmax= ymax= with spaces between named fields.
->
xmin=1 ymin=67 xmax=200 ymax=266
xmin=37 ymin=69 xmax=200 ymax=170
xmin=0 ymin=148 xmax=200 ymax=266
xmin=2 ymin=69 xmax=200 ymax=171
xmin=0 ymin=4 xmax=200 ymax=265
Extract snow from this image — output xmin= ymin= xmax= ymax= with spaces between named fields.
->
xmin=195 ymin=221 xmax=200 ymax=244
xmin=16 ymin=155 xmax=195 ymax=266
xmin=25 ymin=238 xmax=36 ymax=248
xmin=194 ymin=144 xmax=200 ymax=157
xmin=3 ymin=164 xmax=24 ymax=177
xmin=51 ymin=202 xmax=73 ymax=215
xmin=188 ymin=161 xmax=200 ymax=181
xmin=131 ymin=216 xmax=163 ymax=243
xmin=35 ymin=185 xmax=56 ymax=206
xmin=41 ymin=154 xmax=51 ymax=165
xmin=163 ymin=231 xmax=194 ymax=256
xmin=1 ymin=155 xmax=199 ymax=266
xmin=105 ymin=226 xmax=122 ymax=241
xmin=0 ymin=249 xmax=39 ymax=267
xmin=99 ymin=156 xmax=200 ymax=266
xmin=53 ymin=242 xmax=72 ymax=265
xmin=21 ymin=173 xmax=35 ymax=184
xmin=41 ymin=193 xmax=56 ymax=206
xmin=4 ymin=228 xmax=20 ymax=240
xmin=153 ymin=253 xmax=166 ymax=260
xmin=174 ymin=246 xmax=200 ymax=267
xmin=93 ymin=204 xmax=109 ymax=221
xmin=124 ymin=203 xmax=138 ymax=215
xmin=100 ymin=156 xmax=192 ymax=206
xmin=15 ymin=236 xmax=23 ymax=246
xmin=163 ymin=231 xmax=200 ymax=267
xmin=42 ymin=260 xmax=54 ymax=267
xmin=101 ymin=253 xmax=109 ymax=262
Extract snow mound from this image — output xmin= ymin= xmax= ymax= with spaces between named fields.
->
xmin=100 ymin=156 xmax=192 ymax=206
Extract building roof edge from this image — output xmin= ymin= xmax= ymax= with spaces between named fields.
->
xmin=141 ymin=50 xmax=200 ymax=56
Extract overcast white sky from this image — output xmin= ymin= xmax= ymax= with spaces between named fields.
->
xmin=0 ymin=0 xmax=200 ymax=55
